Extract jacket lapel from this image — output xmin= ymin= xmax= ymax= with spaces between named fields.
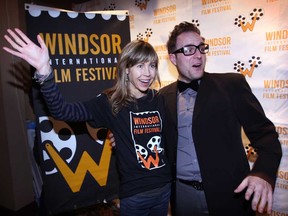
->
xmin=193 ymin=73 xmax=210 ymax=123
xmin=162 ymin=82 xmax=178 ymax=127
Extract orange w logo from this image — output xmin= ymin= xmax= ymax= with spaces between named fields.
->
xmin=239 ymin=14 xmax=258 ymax=32
xmin=137 ymin=146 xmax=159 ymax=169
xmin=234 ymin=56 xmax=262 ymax=78
xmin=135 ymin=0 xmax=149 ymax=10
xmin=234 ymin=8 xmax=264 ymax=32
xmin=45 ymin=138 xmax=112 ymax=192
xmin=239 ymin=61 xmax=256 ymax=77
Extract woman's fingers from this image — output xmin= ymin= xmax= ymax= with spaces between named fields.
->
xmin=15 ymin=28 xmax=33 ymax=45
xmin=6 ymin=29 xmax=27 ymax=49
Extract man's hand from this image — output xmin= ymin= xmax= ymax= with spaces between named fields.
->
xmin=234 ymin=176 xmax=273 ymax=214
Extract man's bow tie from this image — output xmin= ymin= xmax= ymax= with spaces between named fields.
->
xmin=177 ymin=80 xmax=199 ymax=92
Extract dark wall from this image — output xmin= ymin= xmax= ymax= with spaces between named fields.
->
xmin=0 ymin=0 xmax=34 ymax=211
xmin=0 ymin=0 xmax=90 ymax=211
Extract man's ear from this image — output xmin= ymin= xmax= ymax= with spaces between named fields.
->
xmin=169 ymin=53 xmax=177 ymax=66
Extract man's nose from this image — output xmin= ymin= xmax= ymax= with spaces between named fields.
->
xmin=193 ymin=48 xmax=202 ymax=58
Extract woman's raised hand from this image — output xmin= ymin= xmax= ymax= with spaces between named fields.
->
xmin=3 ymin=28 xmax=51 ymax=75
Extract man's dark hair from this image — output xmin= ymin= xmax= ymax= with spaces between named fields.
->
xmin=167 ymin=21 xmax=203 ymax=54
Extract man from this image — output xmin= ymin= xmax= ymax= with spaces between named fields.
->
xmin=160 ymin=21 xmax=282 ymax=216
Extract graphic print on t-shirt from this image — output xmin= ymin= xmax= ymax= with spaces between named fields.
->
xmin=130 ymin=111 xmax=166 ymax=170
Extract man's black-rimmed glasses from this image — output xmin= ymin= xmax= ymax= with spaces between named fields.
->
xmin=172 ymin=43 xmax=209 ymax=56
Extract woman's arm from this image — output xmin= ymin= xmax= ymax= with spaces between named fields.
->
xmin=40 ymin=72 xmax=92 ymax=121
xmin=3 ymin=28 xmax=92 ymax=122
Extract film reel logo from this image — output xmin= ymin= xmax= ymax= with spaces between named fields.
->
xmin=137 ymin=28 xmax=153 ymax=42
xmin=245 ymin=143 xmax=257 ymax=162
xmin=135 ymin=0 xmax=150 ymax=11
xmin=234 ymin=8 xmax=264 ymax=32
xmin=103 ymin=3 xmax=116 ymax=11
xmin=191 ymin=19 xmax=200 ymax=27
xmin=233 ymin=56 xmax=262 ymax=77
xmin=130 ymin=111 xmax=166 ymax=170
xmin=39 ymin=116 xmax=112 ymax=192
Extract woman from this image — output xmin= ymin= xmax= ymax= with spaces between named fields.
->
xmin=3 ymin=28 xmax=171 ymax=216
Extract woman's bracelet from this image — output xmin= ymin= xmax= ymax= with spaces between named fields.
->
xmin=33 ymin=67 xmax=53 ymax=85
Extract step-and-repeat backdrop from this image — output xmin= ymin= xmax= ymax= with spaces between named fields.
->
xmin=25 ymin=0 xmax=287 ymax=215
xmin=73 ymin=0 xmax=288 ymax=215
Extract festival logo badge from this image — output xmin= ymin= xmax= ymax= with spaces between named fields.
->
xmin=234 ymin=8 xmax=264 ymax=32
xmin=233 ymin=56 xmax=262 ymax=77
xmin=104 ymin=3 xmax=116 ymax=10
xmin=130 ymin=111 xmax=165 ymax=170
xmin=39 ymin=116 xmax=112 ymax=192
xmin=135 ymin=0 xmax=150 ymax=10
xmin=137 ymin=28 xmax=153 ymax=42
xmin=244 ymin=143 xmax=257 ymax=162
xmin=191 ymin=19 xmax=200 ymax=27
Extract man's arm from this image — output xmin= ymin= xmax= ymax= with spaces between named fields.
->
xmin=233 ymin=74 xmax=282 ymax=214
